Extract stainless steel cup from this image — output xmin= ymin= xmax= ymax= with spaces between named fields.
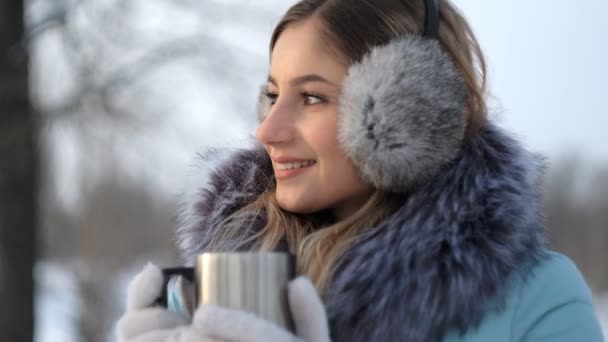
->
xmin=196 ymin=252 xmax=295 ymax=331
xmin=160 ymin=252 xmax=296 ymax=332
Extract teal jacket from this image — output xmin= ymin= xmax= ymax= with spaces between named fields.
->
xmin=444 ymin=251 xmax=604 ymax=341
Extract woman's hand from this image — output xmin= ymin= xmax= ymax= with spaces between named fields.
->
xmin=192 ymin=276 xmax=331 ymax=342
xmin=116 ymin=263 xmax=330 ymax=342
xmin=115 ymin=263 xmax=220 ymax=342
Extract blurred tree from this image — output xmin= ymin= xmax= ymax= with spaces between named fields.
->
xmin=545 ymin=156 xmax=608 ymax=292
xmin=0 ymin=0 xmax=37 ymax=340
xmin=73 ymin=167 xmax=179 ymax=341
xmin=26 ymin=0 xmax=271 ymax=338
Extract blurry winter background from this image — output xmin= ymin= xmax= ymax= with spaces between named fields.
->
xmin=0 ymin=0 xmax=606 ymax=341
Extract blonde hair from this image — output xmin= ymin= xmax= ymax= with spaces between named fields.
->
xmin=208 ymin=180 xmax=401 ymax=293
xmin=211 ymin=0 xmax=488 ymax=293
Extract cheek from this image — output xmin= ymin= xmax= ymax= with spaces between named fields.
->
xmin=274 ymin=111 xmax=370 ymax=213
xmin=273 ymin=157 xmax=369 ymax=214
xmin=323 ymin=156 xmax=366 ymax=193
xmin=308 ymin=114 xmax=340 ymax=154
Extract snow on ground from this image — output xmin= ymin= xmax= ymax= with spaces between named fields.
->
xmin=34 ymin=260 xmax=80 ymax=342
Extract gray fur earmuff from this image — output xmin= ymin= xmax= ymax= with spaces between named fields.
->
xmin=256 ymin=35 xmax=467 ymax=193
xmin=337 ymin=36 xmax=467 ymax=192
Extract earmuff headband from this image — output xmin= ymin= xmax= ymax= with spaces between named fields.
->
xmin=423 ymin=0 xmax=439 ymax=38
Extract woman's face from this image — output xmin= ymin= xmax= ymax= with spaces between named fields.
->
xmin=256 ymin=17 xmax=375 ymax=220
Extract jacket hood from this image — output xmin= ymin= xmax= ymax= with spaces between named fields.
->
xmin=175 ymin=123 xmax=547 ymax=341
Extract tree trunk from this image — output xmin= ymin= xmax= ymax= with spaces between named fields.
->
xmin=0 ymin=0 xmax=38 ymax=340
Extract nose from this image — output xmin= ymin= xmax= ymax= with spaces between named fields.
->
xmin=255 ymin=101 xmax=295 ymax=145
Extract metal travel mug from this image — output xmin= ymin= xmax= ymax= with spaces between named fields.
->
xmin=158 ymin=252 xmax=296 ymax=332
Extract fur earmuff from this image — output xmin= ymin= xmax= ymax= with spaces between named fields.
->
xmin=256 ymin=36 xmax=467 ymax=193
xmin=338 ymin=36 xmax=467 ymax=192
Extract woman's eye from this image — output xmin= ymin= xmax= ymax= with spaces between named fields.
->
xmin=264 ymin=90 xmax=278 ymax=105
xmin=263 ymin=90 xmax=324 ymax=106
xmin=303 ymin=93 xmax=324 ymax=105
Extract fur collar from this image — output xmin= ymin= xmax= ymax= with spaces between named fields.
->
xmin=175 ymin=123 xmax=546 ymax=341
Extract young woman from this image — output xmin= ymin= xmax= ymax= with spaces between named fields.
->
xmin=116 ymin=0 xmax=605 ymax=341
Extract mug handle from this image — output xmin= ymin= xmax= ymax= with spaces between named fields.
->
xmin=153 ymin=267 xmax=195 ymax=308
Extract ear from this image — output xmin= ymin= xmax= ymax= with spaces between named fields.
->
xmin=337 ymin=36 xmax=467 ymax=192
xmin=256 ymin=85 xmax=271 ymax=124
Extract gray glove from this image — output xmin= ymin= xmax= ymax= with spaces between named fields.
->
xmin=115 ymin=263 xmax=220 ymax=342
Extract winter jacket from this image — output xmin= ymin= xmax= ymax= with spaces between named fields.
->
xmin=175 ymin=123 xmax=604 ymax=341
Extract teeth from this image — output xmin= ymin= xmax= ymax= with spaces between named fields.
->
xmin=277 ymin=160 xmax=316 ymax=170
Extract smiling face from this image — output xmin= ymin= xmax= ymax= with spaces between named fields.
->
xmin=255 ymin=16 xmax=375 ymax=220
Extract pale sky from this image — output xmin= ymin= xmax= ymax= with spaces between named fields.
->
xmin=454 ymin=0 xmax=608 ymax=163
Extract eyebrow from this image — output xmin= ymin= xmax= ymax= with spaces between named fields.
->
xmin=267 ymin=74 xmax=338 ymax=88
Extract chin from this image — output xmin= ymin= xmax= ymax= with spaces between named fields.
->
xmin=275 ymin=192 xmax=321 ymax=214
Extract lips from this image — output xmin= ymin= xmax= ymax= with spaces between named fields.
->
xmin=276 ymin=160 xmax=317 ymax=170
xmin=273 ymin=157 xmax=317 ymax=180
xmin=271 ymin=155 xmax=316 ymax=163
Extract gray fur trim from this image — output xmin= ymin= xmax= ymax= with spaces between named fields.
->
xmin=175 ymin=123 xmax=546 ymax=341
xmin=338 ymin=36 xmax=467 ymax=192
xmin=325 ymin=123 xmax=546 ymax=341
xmin=174 ymin=144 xmax=273 ymax=266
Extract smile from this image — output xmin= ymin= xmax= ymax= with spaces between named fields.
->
xmin=274 ymin=160 xmax=317 ymax=180
xmin=276 ymin=160 xmax=316 ymax=170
